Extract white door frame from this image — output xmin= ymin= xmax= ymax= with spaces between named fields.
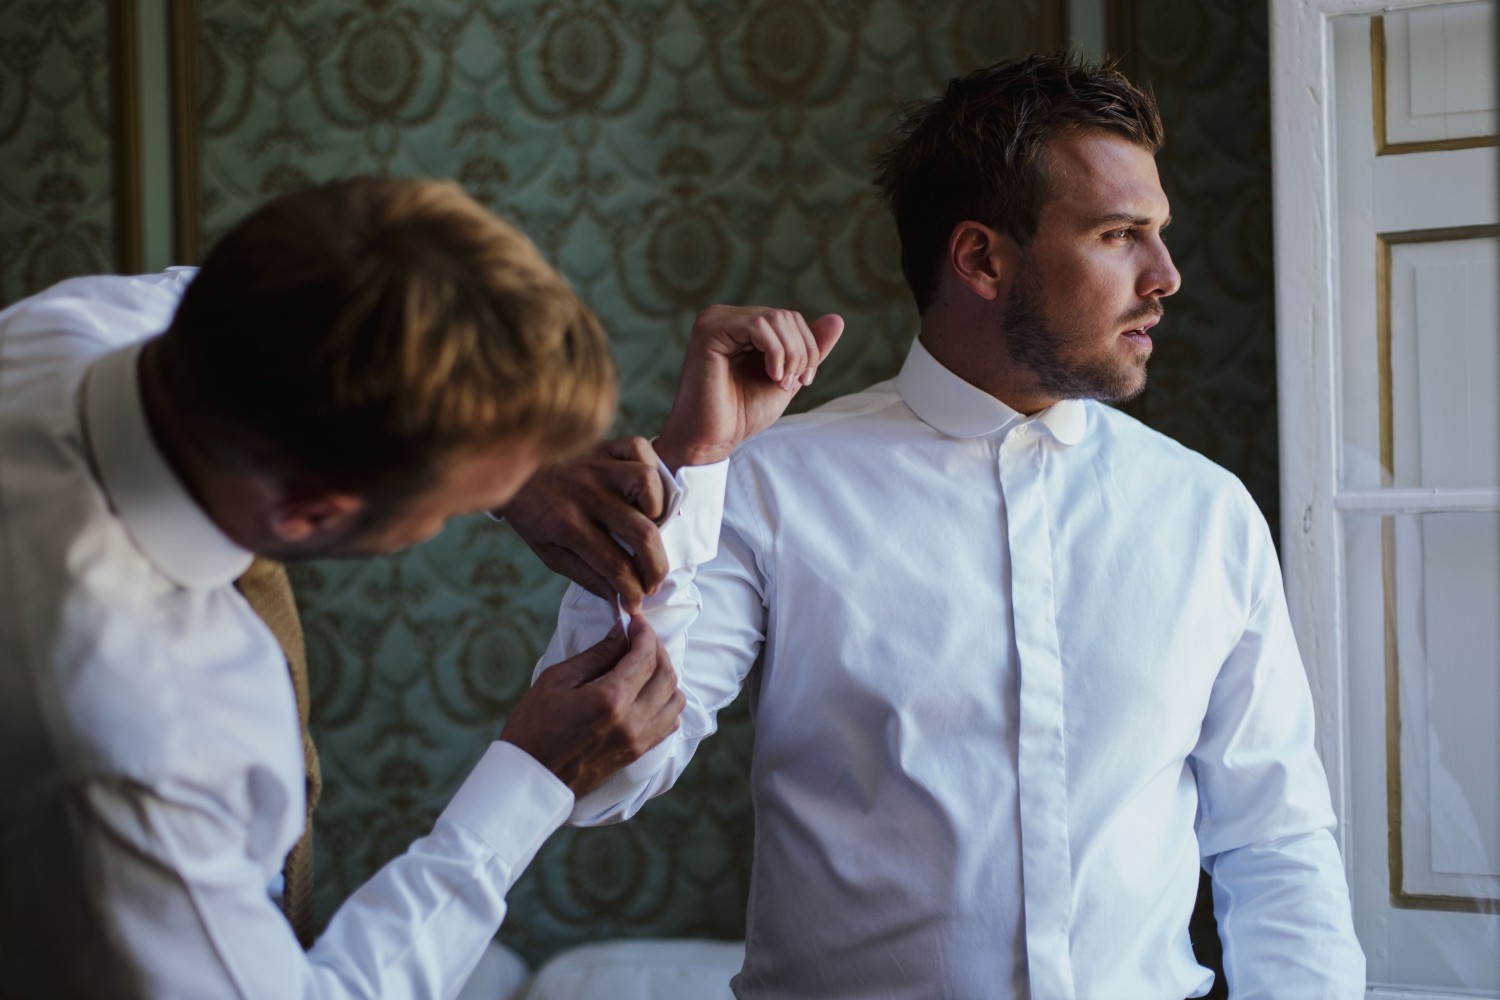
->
xmin=1268 ymin=0 xmax=1489 ymax=859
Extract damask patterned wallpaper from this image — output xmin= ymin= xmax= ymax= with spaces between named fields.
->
xmin=186 ymin=0 xmax=1062 ymax=964
xmin=0 ymin=0 xmax=1280 ymax=973
xmin=0 ymin=1 xmax=120 ymax=305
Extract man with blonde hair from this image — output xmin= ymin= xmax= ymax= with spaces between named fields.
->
xmin=0 ymin=176 xmax=841 ymax=997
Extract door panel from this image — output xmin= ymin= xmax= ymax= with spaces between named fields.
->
xmin=1330 ymin=4 xmax=1499 ymax=992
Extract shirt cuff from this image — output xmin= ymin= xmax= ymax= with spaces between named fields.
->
xmin=660 ymin=459 xmax=728 ymax=569
xmin=439 ymin=741 xmax=573 ymax=871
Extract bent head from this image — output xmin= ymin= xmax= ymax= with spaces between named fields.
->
xmin=874 ymin=53 xmax=1180 ymax=411
xmin=152 ymin=177 xmax=616 ymax=558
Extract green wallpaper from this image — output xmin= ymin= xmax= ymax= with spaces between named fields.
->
xmin=0 ymin=0 xmax=118 ymax=305
xmin=196 ymin=0 xmax=1061 ymax=962
xmin=0 ymin=0 xmax=1281 ymax=974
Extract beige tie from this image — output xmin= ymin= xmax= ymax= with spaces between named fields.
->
xmin=235 ymin=557 xmax=322 ymax=949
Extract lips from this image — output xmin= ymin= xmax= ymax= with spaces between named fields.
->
xmin=1120 ymin=316 xmax=1157 ymax=350
xmin=1119 ymin=312 xmax=1160 ymax=346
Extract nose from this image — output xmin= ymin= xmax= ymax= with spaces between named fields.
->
xmin=1141 ymin=237 xmax=1181 ymax=299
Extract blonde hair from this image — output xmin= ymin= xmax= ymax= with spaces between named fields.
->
xmin=161 ymin=177 xmax=615 ymax=498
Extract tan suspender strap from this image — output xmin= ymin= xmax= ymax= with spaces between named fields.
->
xmin=234 ymin=557 xmax=322 ymax=950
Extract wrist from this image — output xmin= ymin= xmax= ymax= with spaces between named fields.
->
xmin=657 ymin=434 xmax=732 ymax=473
xmin=655 ymin=426 xmax=734 ymax=473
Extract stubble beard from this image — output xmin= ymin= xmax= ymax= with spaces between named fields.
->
xmin=1001 ymin=257 xmax=1156 ymax=405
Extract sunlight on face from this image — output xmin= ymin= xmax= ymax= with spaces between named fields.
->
xmin=1002 ymin=131 xmax=1181 ymax=406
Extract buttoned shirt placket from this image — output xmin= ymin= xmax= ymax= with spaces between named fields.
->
xmin=1000 ymin=420 xmax=1077 ymax=1000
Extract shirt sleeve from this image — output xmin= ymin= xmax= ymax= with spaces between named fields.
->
xmin=533 ymin=459 xmax=768 ymax=826
xmin=1189 ymin=494 xmax=1366 ymax=999
xmin=87 ymin=740 xmax=572 ymax=999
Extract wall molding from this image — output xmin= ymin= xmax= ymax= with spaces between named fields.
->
xmin=109 ymin=0 xmax=142 ymax=274
xmin=168 ymin=0 xmax=202 ymax=265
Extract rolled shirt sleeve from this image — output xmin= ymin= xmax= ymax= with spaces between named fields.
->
xmin=533 ymin=459 xmax=755 ymax=827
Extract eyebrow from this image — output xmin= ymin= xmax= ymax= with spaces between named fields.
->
xmin=1093 ymin=212 xmax=1172 ymax=229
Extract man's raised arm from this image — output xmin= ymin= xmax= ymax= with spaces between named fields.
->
xmin=499 ymin=305 xmax=843 ymax=607
xmin=501 ymin=305 xmax=843 ymax=823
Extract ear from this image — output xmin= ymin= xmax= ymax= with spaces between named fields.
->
xmin=267 ymin=491 xmax=364 ymax=544
xmin=945 ymin=221 xmax=1011 ymax=301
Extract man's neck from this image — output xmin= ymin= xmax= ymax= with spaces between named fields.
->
xmin=917 ymin=320 xmax=1056 ymax=417
xmin=136 ymin=340 xmax=257 ymax=549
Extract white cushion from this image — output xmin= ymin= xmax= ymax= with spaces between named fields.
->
xmin=516 ymin=939 xmax=744 ymax=1000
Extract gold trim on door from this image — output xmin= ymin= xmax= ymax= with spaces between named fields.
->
xmin=1376 ymin=225 xmax=1500 ymax=482
xmin=1371 ymin=15 xmax=1499 ymax=157
xmin=1377 ymin=223 xmax=1500 ymax=914
xmin=1381 ymin=520 xmax=1500 ymax=914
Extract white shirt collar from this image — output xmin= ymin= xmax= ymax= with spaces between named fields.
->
xmin=82 ymin=342 xmax=253 ymax=589
xmin=895 ymin=337 xmax=1087 ymax=446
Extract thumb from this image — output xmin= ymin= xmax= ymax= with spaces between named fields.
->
xmin=799 ymin=313 xmax=844 ymax=386
xmin=556 ymin=624 xmax=629 ymax=687
xmin=810 ymin=313 xmax=845 ymax=362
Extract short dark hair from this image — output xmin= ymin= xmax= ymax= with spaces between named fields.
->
xmin=158 ymin=177 xmax=615 ymax=500
xmin=873 ymin=52 xmax=1165 ymax=313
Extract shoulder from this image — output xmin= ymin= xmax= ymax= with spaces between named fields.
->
xmin=1085 ymin=401 xmax=1274 ymax=576
xmin=44 ymin=521 xmax=194 ymax=783
xmin=734 ymin=377 xmax=907 ymax=464
xmin=55 ymin=560 xmax=296 ymax=800
xmin=1086 ymin=401 xmax=1250 ymax=498
xmin=2 ymin=451 xmax=222 ymax=788
xmin=0 ymin=544 xmax=192 ymax=797
xmin=720 ymin=379 xmax=912 ymax=538
xmin=1081 ymin=401 xmax=1269 ymax=559
xmin=0 ymin=271 xmax=195 ymax=364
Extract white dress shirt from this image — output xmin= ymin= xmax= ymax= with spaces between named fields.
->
xmin=0 ymin=272 xmax=574 ymax=998
xmin=538 ymin=338 xmax=1365 ymax=1000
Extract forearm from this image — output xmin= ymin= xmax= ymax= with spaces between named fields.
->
xmin=311 ymin=743 xmax=572 ymax=995
xmin=90 ymin=745 xmax=570 ymax=999
xmin=541 ymin=580 xmax=708 ymax=825
xmin=1193 ymin=493 xmax=1365 ymax=997
xmin=1209 ymin=830 xmax=1365 ymax=998
xmin=533 ymin=459 xmax=759 ymax=826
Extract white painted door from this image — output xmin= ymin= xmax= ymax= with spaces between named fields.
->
xmin=1274 ymin=0 xmax=1499 ymax=994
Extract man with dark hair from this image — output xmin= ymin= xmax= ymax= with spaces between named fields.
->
xmin=0 ymin=177 xmax=842 ymax=996
xmin=519 ymin=53 xmax=1365 ymax=997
